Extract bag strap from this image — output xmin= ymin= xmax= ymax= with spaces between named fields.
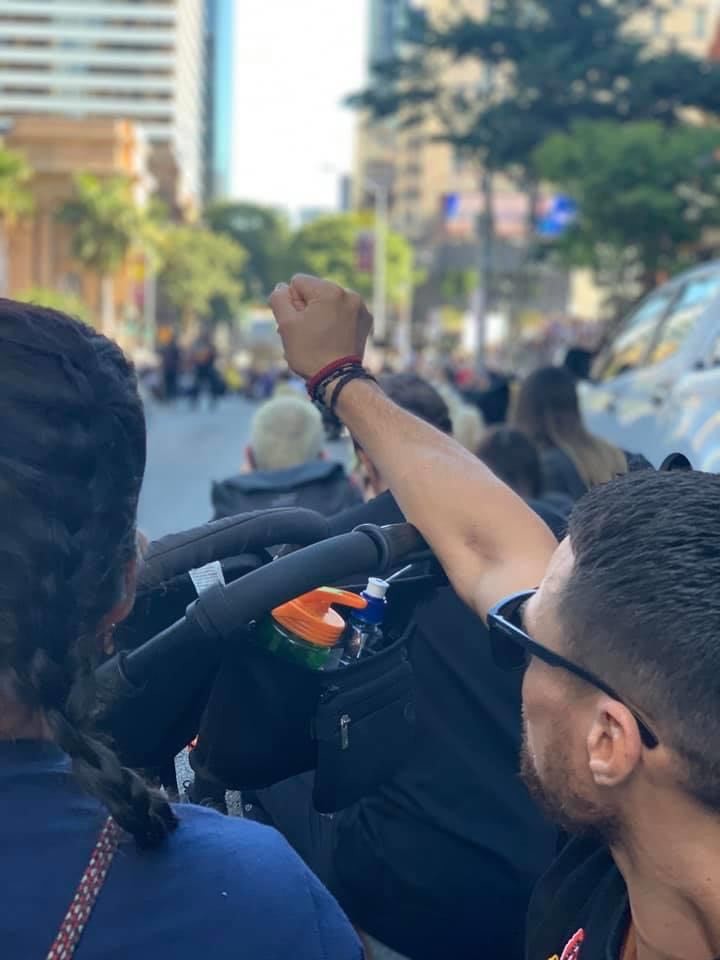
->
xmin=46 ymin=816 xmax=121 ymax=960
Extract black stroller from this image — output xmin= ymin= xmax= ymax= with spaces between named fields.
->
xmin=99 ymin=509 xmax=442 ymax=814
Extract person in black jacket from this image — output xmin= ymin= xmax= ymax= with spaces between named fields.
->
xmin=248 ymin=374 xmax=560 ymax=960
xmin=211 ymin=394 xmax=361 ymax=519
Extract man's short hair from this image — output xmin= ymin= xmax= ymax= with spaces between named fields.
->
xmin=379 ymin=373 xmax=453 ymax=435
xmin=250 ymin=395 xmax=324 ymax=471
xmin=561 ymin=469 xmax=720 ymax=809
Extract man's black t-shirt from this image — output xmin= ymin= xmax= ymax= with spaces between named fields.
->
xmin=327 ymin=492 xmax=560 ymax=960
xmin=526 ymin=834 xmax=629 ymax=960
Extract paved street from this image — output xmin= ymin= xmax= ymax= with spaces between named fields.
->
xmin=138 ymin=396 xmax=257 ymax=540
xmin=138 ymin=394 xmax=352 ymax=540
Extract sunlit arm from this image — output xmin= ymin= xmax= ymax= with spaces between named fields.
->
xmin=334 ymin=379 xmax=556 ymax=618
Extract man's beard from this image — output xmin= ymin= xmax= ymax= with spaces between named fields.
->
xmin=520 ymin=718 xmax=622 ymax=844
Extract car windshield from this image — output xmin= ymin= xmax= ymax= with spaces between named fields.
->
xmin=592 ymin=288 xmax=676 ymax=381
xmin=648 ymin=272 xmax=720 ymax=365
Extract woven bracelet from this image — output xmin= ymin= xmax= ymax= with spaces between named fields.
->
xmin=311 ymin=362 xmax=363 ymax=405
xmin=306 ymin=355 xmax=362 ymax=399
xmin=328 ymin=368 xmax=377 ymax=416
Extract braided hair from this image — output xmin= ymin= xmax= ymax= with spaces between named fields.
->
xmin=0 ymin=299 xmax=178 ymax=848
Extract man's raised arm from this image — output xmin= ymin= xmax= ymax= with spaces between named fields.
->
xmin=270 ymin=276 xmax=555 ymax=618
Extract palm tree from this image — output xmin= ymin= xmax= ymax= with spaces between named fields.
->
xmin=0 ymin=147 xmax=34 ymax=294
xmin=57 ymin=173 xmax=142 ymax=334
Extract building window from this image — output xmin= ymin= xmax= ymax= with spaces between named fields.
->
xmin=695 ymin=7 xmax=708 ymax=39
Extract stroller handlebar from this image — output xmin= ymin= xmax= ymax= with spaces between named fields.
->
xmin=97 ymin=522 xmax=427 ymax=767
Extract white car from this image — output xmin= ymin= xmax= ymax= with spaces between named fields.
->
xmin=581 ymin=262 xmax=720 ymax=471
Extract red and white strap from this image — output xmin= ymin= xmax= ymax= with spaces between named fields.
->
xmin=46 ymin=816 xmax=120 ymax=960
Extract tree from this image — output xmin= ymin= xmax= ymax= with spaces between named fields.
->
xmin=353 ymin=1 xmax=720 ymax=181
xmin=157 ymin=225 xmax=246 ymax=326
xmin=287 ymin=212 xmax=416 ymax=310
xmin=0 ymin=146 xmax=33 ymax=224
xmin=57 ymin=174 xmax=143 ymax=334
xmin=534 ymin=121 xmax=720 ymax=295
xmin=205 ymin=201 xmax=289 ymax=300
xmin=19 ymin=286 xmax=92 ymax=325
xmin=0 ymin=146 xmax=34 ymax=295
xmin=350 ymin=0 xmax=720 ymax=328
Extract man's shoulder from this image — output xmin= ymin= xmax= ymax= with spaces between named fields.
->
xmin=526 ymin=834 xmax=628 ymax=960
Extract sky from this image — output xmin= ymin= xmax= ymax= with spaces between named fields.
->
xmin=231 ymin=0 xmax=368 ymax=215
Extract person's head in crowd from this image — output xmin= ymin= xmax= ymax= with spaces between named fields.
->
xmin=478 ymin=427 xmax=542 ymax=500
xmin=520 ymin=469 xmax=720 ymax=850
xmin=0 ymin=299 xmax=176 ymax=848
xmin=356 ymin=373 xmax=452 ymax=497
xmin=453 ymin=402 xmax=486 ymax=454
xmin=563 ymin=346 xmax=594 ymax=381
xmin=512 ymin=365 xmax=626 ymax=489
xmin=247 ymin=394 xmax=324 ymax=472
xmin=432 ymin=381 xmax=486 ymax=453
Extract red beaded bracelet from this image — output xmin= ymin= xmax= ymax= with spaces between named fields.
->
xmin=306 ymin=355 xmax=363 ymax=398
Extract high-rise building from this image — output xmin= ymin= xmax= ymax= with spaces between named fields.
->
xmin=368 ymin=0 xmax=410 ymax=64
xmin=354 ymin=0 xmax=488 ymax=239
xmin=205 ymin=0 xmax=234 ymax=200
xmin=0 ymin=0 xmax=206 ymax=205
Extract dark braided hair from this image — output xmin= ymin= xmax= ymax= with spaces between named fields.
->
xmin=0 ymin=299 xmax=177 ymax=848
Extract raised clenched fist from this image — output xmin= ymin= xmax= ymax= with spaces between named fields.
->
xmin=269 ymin=274 xmax=373 ymax=380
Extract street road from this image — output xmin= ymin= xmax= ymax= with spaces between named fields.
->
xmin=138 ymin=396 xmax=256 ymax=540
xmin=138 ymin=394 xmax=352 ymax=540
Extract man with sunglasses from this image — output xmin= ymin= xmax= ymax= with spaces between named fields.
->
xmin=271 ymin=275 xmax=720 ymax=960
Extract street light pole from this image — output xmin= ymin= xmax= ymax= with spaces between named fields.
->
xmin=366 ymin=178 xmax=388 ymax=343
xmin=475 ymin=168 xmax=493 ymax=374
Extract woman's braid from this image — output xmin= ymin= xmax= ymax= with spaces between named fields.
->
xmin=0 ymin=300 xmax=177 ymax=848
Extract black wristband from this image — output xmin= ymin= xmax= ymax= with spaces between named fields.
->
xmin=328 ymin=368 xmax=377 ymax=416
xmin=310 ymin=361 xmax=362 ymax=405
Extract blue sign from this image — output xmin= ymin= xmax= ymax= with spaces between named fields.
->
xmin=537 ymin=194 xmax=578 ymax=238
xmin=443 ymin=193 xmax=461 ymax=220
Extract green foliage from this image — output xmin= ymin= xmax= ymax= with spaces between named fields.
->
xmin=158 ymin=225 xmax=247 ymax=322
xmin=287 ymin=212 xmax=416 ymax=308
xmin=0 ymin=146 xmax=33 ymax=223
xmin=440 ymin=268 xmax=479 ymax=305
xmin=57 ymin=174 xmax=142 ymax=274
xmin=205 ymin=201 xmax=290 ymax=299
xmin=351 ymin=0 xmax=720 ymax=176
xmin=19 ymin=286 xmax=92 ymax=325
xmin=535 ymin=121 xmax=720 ymax=284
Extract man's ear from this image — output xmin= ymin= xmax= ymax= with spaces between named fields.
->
xmin=243 ymin=445 xmax=256 ymax=472
xmin=587 ymin=697 xmax=642 ymax=787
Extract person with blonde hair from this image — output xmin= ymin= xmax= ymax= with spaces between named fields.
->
xmin=512 ymin=366 xmax=627 ymax=500
xmin=432 ymin=382 xmax=486 ymax=453
xmin=211 ymin=394 xmax=361 ymax=518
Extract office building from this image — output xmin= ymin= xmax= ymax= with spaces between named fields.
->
xmin=3 ymin=115 xmax=148 ymax=330
xmin=0 ymin=0 xmax=206 ymax=205
xmin=354 ymin=0 xmax=488 ymax=239
xmin=205 ymin=0 xmax=234 ymax=200
xmin=633 ymin=0 xmax=720 ymax=55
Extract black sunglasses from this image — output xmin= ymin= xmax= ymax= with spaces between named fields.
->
xmin=488 ymin=590 xmax=659 ymax=749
